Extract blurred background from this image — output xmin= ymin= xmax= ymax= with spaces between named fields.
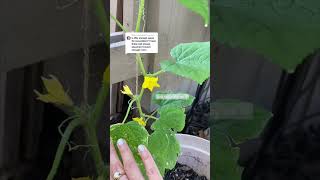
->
xmin=0 ymin=0 xmax=108 ymax=179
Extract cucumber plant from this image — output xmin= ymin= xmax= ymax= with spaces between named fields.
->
xmin=110 ymin=0 xmax=210 ymax=176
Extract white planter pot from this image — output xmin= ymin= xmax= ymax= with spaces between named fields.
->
xmin=176 ymin=134 xmax=210 ymax=179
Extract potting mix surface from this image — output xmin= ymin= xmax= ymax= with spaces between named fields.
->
xmin=164 ymin=163 xmax=208 ymax=180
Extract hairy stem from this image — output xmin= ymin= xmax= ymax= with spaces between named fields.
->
xmin=135 ymin=0 xmax=145 ymax=32
xmin=122 ymin=99 xmax=136 ymax=124
xmin=135 ymin=88 xmax=145 ymax=118
xmin=46 ymin=119 xmax=82 ymax=180
xmin=136 ymin=54 xmax=146 ymax=75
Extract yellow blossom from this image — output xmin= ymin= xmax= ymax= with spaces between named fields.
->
xmin=142 ymin=76 xmax=160 ymax=92
xmin=120 ymin=85 xmax=133 ymax=96
xmin=133 ymin=117 xmax=146 ymax=126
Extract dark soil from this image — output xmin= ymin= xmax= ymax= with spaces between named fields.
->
xmin=164 ymin=163 xmax=208 ymax=180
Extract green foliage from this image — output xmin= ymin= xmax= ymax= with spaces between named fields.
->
xmin=152 ymin=91 xmax=195 ymax=110
xmin=148 ymin=129 xmax=180 ymax=175
xmin=160 ymin=42 xmax=210 ymax=84
xmin=152 ymin=106 xmax=186 ymax=132
xmin=110 ymin=121 xmax=149 ymax=171
xmin=212 ymin=132 xmax=241 ymax=180
xmin=212 ymin=99 xmax=273 ymax=180
xmin=177 ymin=0 xmax=209 ymax=26
xmin=212 ymin=0 xmax=320 ymax=72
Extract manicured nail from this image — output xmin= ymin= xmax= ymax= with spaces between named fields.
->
xmin=117 ymin=139 xmax=125 ymax=146
xmin=138 ymin=145 xmax=146 ymax=153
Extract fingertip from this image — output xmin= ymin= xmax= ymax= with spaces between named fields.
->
xmin=138 ymin=144 xmax=146 ymax=153
xmin=117 ymin=138 xmax=126 ymax=147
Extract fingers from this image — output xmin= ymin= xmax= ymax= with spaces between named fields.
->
xmin=138 ymin=145 xmax=163 ymax=180
xmin=117 ymin=139 xmax=145 ymax=180
xmin=110 ymin=141 xmax=128 ymax=180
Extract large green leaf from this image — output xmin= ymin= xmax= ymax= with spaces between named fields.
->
xmin=177 ymin=0 xmax=209 ymax=26
xmin=212 ymin=0 xmax=320 ymax=72
xmin=152 ymin=91 xmax=195 ymax=110
xmin=160 ymin=42 xmax=210 ymax=84
xmin=110 ymin=121 xmax=149 ymax=173
xmin=148 ymin=129 xmax=180 ymax=175
xmin=152 ymin=106 xmax=186 ymax=132
xmin=211 ymin=100 xmax=273 ymax=179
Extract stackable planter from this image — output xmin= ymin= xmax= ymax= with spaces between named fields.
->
xmin=176 ymin=134 xmax=210 ymax=179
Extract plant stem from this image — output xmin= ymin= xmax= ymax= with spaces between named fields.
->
xmin=143 ymin=114 xmax=158 ymax=120
xmin=136 ymin=54 xmax=146 ymax=75
xmin=93 ymin=0 xmax=109 ymax=44
xmin=150 ymin=69 xmax=165 ymax=77
xmin=91 ymin=83 xmax=108 ymax=126
xmin=46 ymin=119 xmax=82 ymax=180
xmin=85 ymin=123 xmax=107 ymax=179
xmin=110 ymin=13 xmax=128 ymax=32
xmin=135 ymin=87 xmax=145 ymax=118
xmin=136 ymin=100 xmax=144 ymax=119
xmin=134 ymin=0 xmax=147 ymax=80
xmin=135 ymin=0 xmax=145 ymax=32
xmin=145 ymin=110 xmax=158 ymax=122
xmin=122 ymin=99 xmax=136 ymax=124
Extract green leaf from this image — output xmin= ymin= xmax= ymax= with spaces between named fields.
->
xmin=212 ymin=99 xmax=273 ymax=144
xmin=152 ymin=106 xmax=186 ymax=132
xmin=211 ymin=99 xmax=273 ymax=180
xmin=148 ymin=129 xmax=180 ymax=175
xmin=177 ymin=0 xmax=209 ymax=26
xmin=212 ymin=132 xmax=241 ymax=180
xmin=212 ymin=0 xmax=320 ymax=72
xmin=110 ymin=121 xmax=149 ymax=173
xmin=160 ymin=42 xmax=210 ymax=84
xmin=152 ymin=91 xmax=195 ymax=110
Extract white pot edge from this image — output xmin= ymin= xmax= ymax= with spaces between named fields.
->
xmin=176 ymin=134 xmax=210 ymax=179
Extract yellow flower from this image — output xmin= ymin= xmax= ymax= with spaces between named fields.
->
xmin=142 ymin=76 xmax=160 ymax=92
xmin=133 ymin=117 xmax=146 ymax=127
xmin=34 ymin=75 xmax=73 ymax=107
xmin=121 ymin=85 xmax=133 ymax=96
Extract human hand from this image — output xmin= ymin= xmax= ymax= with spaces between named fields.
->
xmin=110 ymin=138 xmax=163 ymax=180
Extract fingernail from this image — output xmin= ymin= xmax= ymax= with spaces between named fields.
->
xmin=117 ymin=139 xmax=125 ymax=146
xmin=138 ymin=145 xmax=145 ymax=153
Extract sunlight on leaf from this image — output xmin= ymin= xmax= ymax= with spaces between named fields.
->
xmin=160 ymin=42 xmax=210 ymax=84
